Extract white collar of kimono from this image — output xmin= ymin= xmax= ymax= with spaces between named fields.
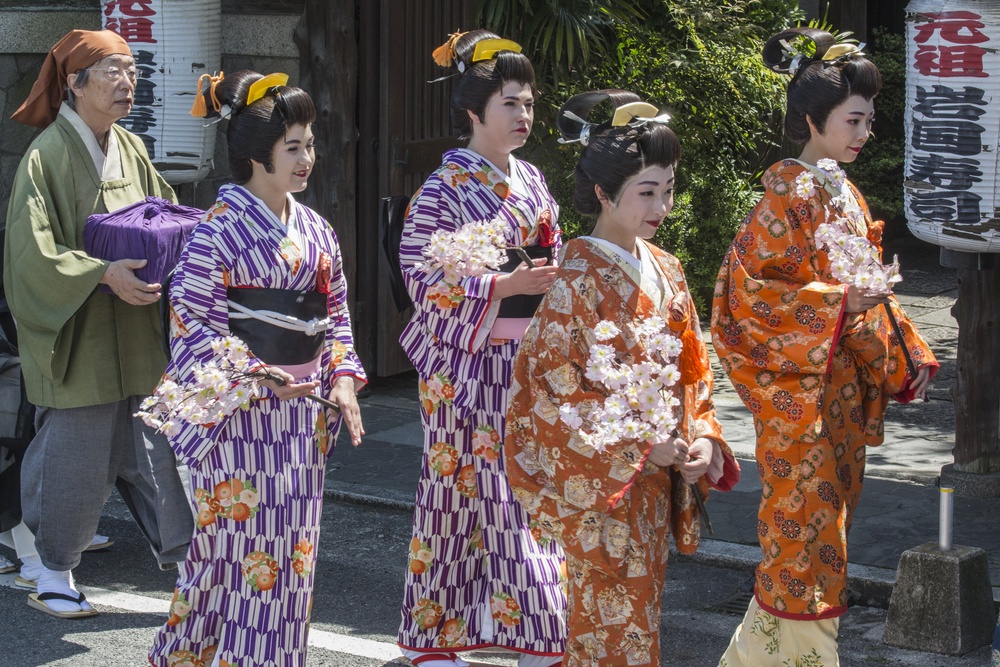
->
xmin=456 ymin=148 xmax=529 ymax=199
xmin=59 ymin=103 xmax=123 ymax=182
xmin=583 ymin=236 xmax=667 ymax=294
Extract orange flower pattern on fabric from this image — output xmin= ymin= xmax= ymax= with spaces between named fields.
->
xmin=203 ymin=200 xmax=229 ymax=223
xmin=279 ymin=237 xmax=303 ymax=275
xmin=711 ymin=160 xmax=937 ymax=620
xmin=411 ymin=597 xmax=444 ymax=630
xmin=194 ymin=478 xmax=261 ymax=528
xmin=490 ymin=592 xmax=522 ymax=629
xmin=436 ymin=616 xmax=469 ymax=649
xmin=168 ymin=305 xmax=189 ymax=339
xmin=426 ymin=281 xmax=466 ymax=310
xmin=408 ymin=536 xmax=435 ymax=575
xmin=241 ymin=551 xmax=279 ymax=592
xmin=438 ymin=163 xmax=473 ymax=188
xmin=428 ymin=442 xmax=459 ymax=476
xmin=471 ymin=424 xmax=502 ymax=462
xmin=419 ymin=372 xmax=455 ymax=416
xmin=166 ymin=646 xmax=229 ymax=667
xmin=327 ymin=340 xmax=348 ymax=368
xmin=166 ymin=588 xmax=191 ymax=627
xmin=313 ymin=410 xmax=329 ymax=455
xmin=292 ymin=538 xmax=314 ymax=579
xmin=455 ymin=463 xmax=478 ymax=499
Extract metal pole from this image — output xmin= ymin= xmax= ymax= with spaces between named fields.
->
xmin=939 ymin=486 xmax=954 ymax=551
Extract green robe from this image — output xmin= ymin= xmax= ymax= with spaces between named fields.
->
xmin=4 ymin=114 xmax=176 ymax=408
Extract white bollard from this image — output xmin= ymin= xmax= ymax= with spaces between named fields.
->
xmin=939 ymin=486 xmax=954 ymax=552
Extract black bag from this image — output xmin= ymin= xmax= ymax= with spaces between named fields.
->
xmin=379 ymin=195 xmax=413 ymax=313
xmin=497 ymin=245 xmax=553 ymax=318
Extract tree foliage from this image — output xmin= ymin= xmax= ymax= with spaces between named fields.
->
xmin=478 ymin=0 xmax=804 ymax=307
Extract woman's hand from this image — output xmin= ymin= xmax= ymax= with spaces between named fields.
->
xmin=493 ymin=258 xmax=558 ymax=299
xmin=100 ymin=258 xmax=161 ymax=305
xmin=330 ymin=376 xmax=365 ymax=447
xmin=678 ymin=437 xmax=715 ymax=484
xmin=647 ymin=432 xmax=689 ymax=467
xmin=909 ymin=365 xmax=932 ymax=401
xmin=844 ymin=285 xmax=889 ymax=313
xmin=258 ymin=366 xmax=321 ymax=400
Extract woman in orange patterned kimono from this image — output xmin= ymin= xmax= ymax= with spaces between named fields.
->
xmin=505 ymin=90 xmax=740 ymax=667
xmin=711 ymin=29 xmax=937 ymax=665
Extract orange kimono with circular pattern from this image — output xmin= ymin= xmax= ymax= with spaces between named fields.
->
xmin=711 ymin=159 xmax=938 ymax=619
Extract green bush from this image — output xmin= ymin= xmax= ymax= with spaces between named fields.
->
xmin=485 ymin=0 xmax=801 ymax=308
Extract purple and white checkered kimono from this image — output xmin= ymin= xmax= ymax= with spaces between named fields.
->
xmin=149 ymin=184 xmax=366 ymax=667
xmin=397 ymin=148 xmax=566 ymax=658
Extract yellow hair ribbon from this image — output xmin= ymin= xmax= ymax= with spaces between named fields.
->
xmin=246 ymin=73 xmax=289 ymax=107
xmin=470 ymin=38 xmax=522 ymax=64
xmin=189 ymin=71 xmax=225 ymax=117
xmin=432 ymin=31 xmax=466 ymax=68
xmin=611 ymin=101 xmax=660 ymax=127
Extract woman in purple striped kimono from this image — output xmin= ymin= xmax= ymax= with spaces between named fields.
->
xmin=396 ymin=30 xmax=566 ymax=667
xmin=149 ymin=71 xmax=366 ymax=667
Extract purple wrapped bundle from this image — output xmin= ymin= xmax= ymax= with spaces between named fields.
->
xmin=85 ymin=197 xmax=204 ymax=293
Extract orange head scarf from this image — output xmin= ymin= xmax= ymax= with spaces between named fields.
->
xmin=12 ymin=29 xmax=132 ymax=129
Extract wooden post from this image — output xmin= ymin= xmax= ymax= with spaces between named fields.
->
xmin=293 ymin=0 xmax=360 ymax=328
xmin=951 ymin=264 xmax=1000 ymax=475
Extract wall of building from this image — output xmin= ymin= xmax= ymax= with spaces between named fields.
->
xmin=0 ymin=4 xmax=303 ymax=222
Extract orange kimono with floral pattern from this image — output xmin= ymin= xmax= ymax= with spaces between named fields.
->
xmin=506 ymin=238 xmax=740 ymax=667
xmin=711 ymin=159 xmax=938 ymax=620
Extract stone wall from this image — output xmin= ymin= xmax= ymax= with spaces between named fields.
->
xmin=0 ymin=6 xmax=302 ymax=221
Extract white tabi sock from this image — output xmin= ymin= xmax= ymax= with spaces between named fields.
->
xmin=36 ymin=567 xmax=93 ymax=614
xmin=19 ymin=555 xmax=41 ymax=581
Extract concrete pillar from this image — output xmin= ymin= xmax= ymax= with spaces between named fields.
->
xmin=884 ymin=542 xmax=994 ymax=655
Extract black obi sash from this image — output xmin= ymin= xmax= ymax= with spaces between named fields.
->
xmin=227 ymin=287 xmax=328 ymax=365
xmin=497 ymin=245 xmax=553 ymax=319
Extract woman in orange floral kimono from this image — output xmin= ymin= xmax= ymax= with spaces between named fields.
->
xmin=506 ymin=90 xmax=740 ymax=667
xmin=711 ymin=29 xmax=937 ymax=665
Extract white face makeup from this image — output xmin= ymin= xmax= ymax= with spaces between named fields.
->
xmin=804 ymin=94 xmax=875 ymax=164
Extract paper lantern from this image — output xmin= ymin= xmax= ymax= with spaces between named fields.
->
xmin=904 ymin=0 xmax=1000 ymax=253
xmin=102 ymin=0 xmax=222 ymax=184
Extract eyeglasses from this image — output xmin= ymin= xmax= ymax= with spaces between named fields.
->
xmin=82 ymin=66 xmax=142 ymax=83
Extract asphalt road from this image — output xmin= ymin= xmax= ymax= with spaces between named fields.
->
xmin=0 ymin=492 xmax=989 ymax=667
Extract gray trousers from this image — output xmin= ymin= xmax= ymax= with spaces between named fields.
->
xmin=21 ymin=397 xmax=193 ymax=571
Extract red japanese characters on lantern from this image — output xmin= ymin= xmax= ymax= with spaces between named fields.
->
xmin=102 ymin=0 xmax=222 ymax=184
xmin=904 ymin=1 xmax=1000 ymax=253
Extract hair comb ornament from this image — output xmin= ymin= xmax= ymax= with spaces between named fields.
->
xmin=611 ymin=101 xmax=671 ymax=128
xmin=559 ymin=101 xmax=671 ymax=147
xmin=822 ymin=42 xmax=867 ymax=67
xmin=246 ymin=73 xmax=289 ymax=107
xmin=468 ymin=38 xmax=522 ymax=71
xmin=774 ymin=35 xmax=865 ymax=76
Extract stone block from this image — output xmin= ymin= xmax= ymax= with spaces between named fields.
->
xmin=941 ymin=463 xmax=1000 ymax=498
xmin=884 ymin=542 xmax=994 ymax=655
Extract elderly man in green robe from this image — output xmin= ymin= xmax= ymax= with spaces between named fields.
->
xmin=3 ymin=29 xmax=192 ymax=618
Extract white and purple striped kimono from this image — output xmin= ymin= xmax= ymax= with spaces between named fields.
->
xmin=397 ymin=148 xmax=566 ymax=658
xmin=149 ymin=183 xmax=366 ymax=667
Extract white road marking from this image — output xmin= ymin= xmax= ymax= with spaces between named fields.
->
xmin=0 ymin=574 xmax=506 ymax=664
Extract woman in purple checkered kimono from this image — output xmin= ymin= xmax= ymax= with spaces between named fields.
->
xmin=396 ymin=29 xmax=566 ymax=667
xmin=148 ymin=70 xmax=366 ymax=667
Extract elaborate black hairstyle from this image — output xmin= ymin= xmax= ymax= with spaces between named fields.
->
xmin=557 ymin=89 xmax=681 ymax=217
xmin=763 ymin=27 xmax=882 ymax=144
xmin=193 ymin=69 xmax=316 ymax=184
xmin=432 ymin=29 xmax=536 ymax=138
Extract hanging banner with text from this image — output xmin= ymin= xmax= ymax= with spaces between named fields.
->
xmin=905 ymin=0 xmax=1000 ymax=253
xmin=102 ymin=0 xmax=221 ymax=184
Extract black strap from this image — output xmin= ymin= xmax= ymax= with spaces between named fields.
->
xmin=36 ymin=591 xmax=88 ymax=604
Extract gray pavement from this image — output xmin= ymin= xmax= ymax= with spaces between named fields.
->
xmin=327 ymin=233 xmax=1000 ymax=652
